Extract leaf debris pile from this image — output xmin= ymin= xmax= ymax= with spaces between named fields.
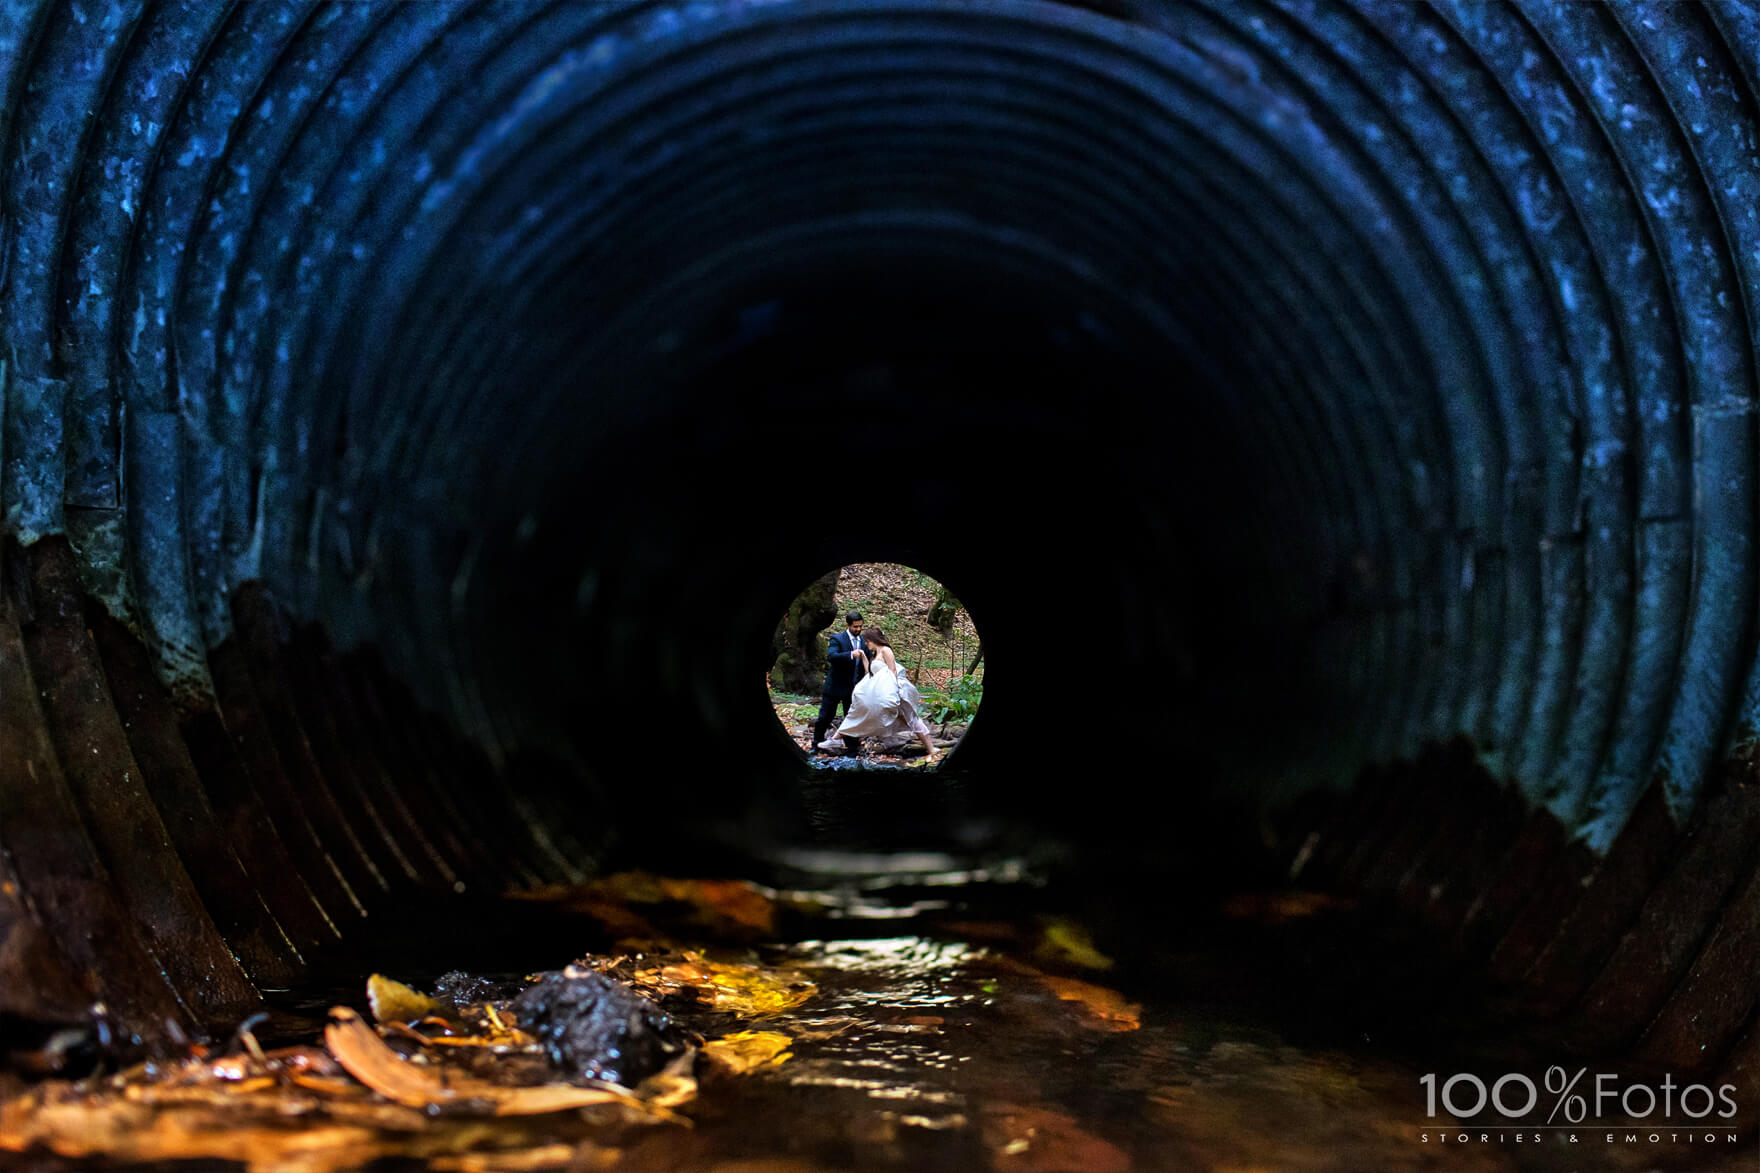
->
xmin=0 ymin=936 xmax=815 ymax=1172
xmin=0 ymin=865 xmax=1205 ymax=1173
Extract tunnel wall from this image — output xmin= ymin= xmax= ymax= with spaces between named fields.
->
xmin=1 ymin=0 xmax=1758 ymax=1068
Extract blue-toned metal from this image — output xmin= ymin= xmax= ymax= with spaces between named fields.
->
xmin=3 ymin=0 xmax=1760 ymax=1037
xmin=5 ymin=0 xmax=1759 ymax=842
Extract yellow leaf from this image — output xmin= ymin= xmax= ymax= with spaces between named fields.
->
xmin=1033 ymin=917 xmax=1114 ymax=971
xmin=366 ymin=974 xmax=442 ymax=1024
xmin=632 ymin=952 xmax=815 ymax=1018
xmin=702 ymin=1031 xmax=793 ymax=1074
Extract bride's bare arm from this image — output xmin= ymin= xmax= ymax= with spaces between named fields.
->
xmin=882 ymin=647 xmax=898 ymax=673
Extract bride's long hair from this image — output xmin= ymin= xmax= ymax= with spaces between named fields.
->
xmin=863 ymin=628 xmax=892 ymax=649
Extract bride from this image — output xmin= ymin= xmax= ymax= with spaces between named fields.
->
xmin=817 ymin=628 xmax=936 ymax=756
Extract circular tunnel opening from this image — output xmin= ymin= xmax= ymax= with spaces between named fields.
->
xmin=770 ymin=562 xmax=985 ymax=767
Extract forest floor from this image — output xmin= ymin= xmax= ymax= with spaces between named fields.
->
xmin=768 ymin=562 xmax=982 ymax=766
xmin=813 ymin=562 xmax=981 ymax=692
xmin=769 ymin=691 xmax=962 ymax=768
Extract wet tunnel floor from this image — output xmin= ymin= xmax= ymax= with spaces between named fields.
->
xmin=3 ymin=773 xmax=1755 ymax=1172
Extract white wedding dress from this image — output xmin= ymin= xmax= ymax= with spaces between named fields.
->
xmin=818 ymin=650 xmax=932 ymax=749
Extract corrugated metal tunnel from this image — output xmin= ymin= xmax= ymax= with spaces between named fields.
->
xmin=1 ymin=0 xmax=1757 ymax=1101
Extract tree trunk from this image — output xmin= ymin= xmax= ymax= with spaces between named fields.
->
xmin=770 ymin=568 xmax=841 ymax=693
xmin=926 ymin=585 xmax=960 ymax=640
xmin=965 ymin=642 xmax=984 ymax=677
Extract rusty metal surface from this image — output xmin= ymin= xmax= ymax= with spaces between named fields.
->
xmin=13 ymin=541 xmax=260 ymax=1027
xmin=0 ymin=562 xmax=191 ymax=1038
xmin=204 ymin=638 xmax=370 ymax=932
xmin=326 ymin=650 xmax=522 ymax=889
xmin=1563 ymin=783 xmax=1760 ymax=1055
xmin=229 ymin=585 xmax=396 ymax=905
xmin=1296 ymin=753 xmax=1760 ymax=1081
xmin=278 ymin=633 xmax=458 ymax=890
xmin=84 ymin=591 xmax=303 ymax=987
xmin=1509 ymin=784 xmax=1682 ymax=1012
xmin=0 ymin=543 xmax=583 ymax=1041
xmin=1460 ymin=812 xmax=1577 ymax=963
xmin=177 ymin=699 xmax=345 ymax=958
xmin=1715 ymin=1014 xmax=1760 ymax=1124
xmin=1638 ymin=832 xmax=1760 ymax=1070
xmin=0 ymin=855 xmax=93 ymax=1026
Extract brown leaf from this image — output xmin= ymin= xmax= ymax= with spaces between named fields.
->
xmin=531 ymin=872 xmax=779 ymax=940
xmin=323 ymin=1007 xmax=666 ymax=1117
xmin=635 ymin=1048 xmax=700 ymax=1108
xmin=1218 ymin=890 xmax=1354 ymax=925
xmin=981 ymin=1105 xmax=1132 ymax=1173
xmin=1033 ymin=975 xmax=1141 ymax=1033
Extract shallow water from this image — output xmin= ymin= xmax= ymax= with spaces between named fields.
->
xmin=4 ymin=836 xmax=1754 ymax=1171
xmin=587 ymin=851 xmax=1755 ymax=1173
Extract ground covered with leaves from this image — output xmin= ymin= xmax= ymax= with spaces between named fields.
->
xmin=769 ymin=692 xmax=962 ymax=768
xmin=824 ymin=563 xmax=981 ymax=693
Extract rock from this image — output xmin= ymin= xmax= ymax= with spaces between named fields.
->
xmin=510 ymin=967 xmax=690 ymax=1086
xmin=770 ymin=569 xmax=840 ymax=693
xmin=872 ymin=733 xmax=929 ymax=756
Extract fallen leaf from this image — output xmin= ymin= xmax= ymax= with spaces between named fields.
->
xmin=323 ymin=1007 xmax=675 ymax=1117
xmin=0 ymin=1082 xmax=446 ymax=1173
xmin=1033 ymin=917 xmax=1114 ymax=971
xmin=368 ymin=974 xmax=444 ymax=1024
xmin=427 ymin=1144 xmax=594 ymax=1172
xmin=635 ymin=1048 xmax=699 ymax=1108
xmin=668 ymin=877 xmax=778 ymax=936
xmin=631 ymin=952 xmax=815 ymax=1017
xmin=1033 ymin=976 xmax=1141 ymax=1033
xmin=1218 ymin=890 xmax=1354 ymax=925
xmin=535 ymin=873 xmax=779 ymax=940
xmin=980 ymin=1105 xmax=1132 ymax=1173
xmin=702 ymin=1031 xmax=793 ymax=1074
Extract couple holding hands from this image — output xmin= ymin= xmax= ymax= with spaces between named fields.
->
xmin=811 ymin=611 xmax=937 ymax=758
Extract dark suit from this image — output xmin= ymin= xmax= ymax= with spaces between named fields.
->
xmin=813 ymin=628 xmax=869 ymax=751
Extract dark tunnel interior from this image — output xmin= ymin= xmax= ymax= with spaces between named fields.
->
xmin=4 ymin=0 xmax=1760 ymax=1134
xmin=488 ymin=257 xmax=1275 ymax=823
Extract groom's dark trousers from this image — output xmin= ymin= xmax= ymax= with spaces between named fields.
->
xmin=813 ymin=628 xmax=867 ymax=752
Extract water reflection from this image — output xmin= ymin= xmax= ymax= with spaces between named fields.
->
xmin=3 ymin=847 xmax=1751 ymax=1172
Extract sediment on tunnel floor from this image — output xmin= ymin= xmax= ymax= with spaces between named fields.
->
xmin=3 ymin=0 xmax=1760 ymax=1086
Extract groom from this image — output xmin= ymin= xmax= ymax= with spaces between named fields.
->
xmin=812 ymin=611 xmax=867 ymax=755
